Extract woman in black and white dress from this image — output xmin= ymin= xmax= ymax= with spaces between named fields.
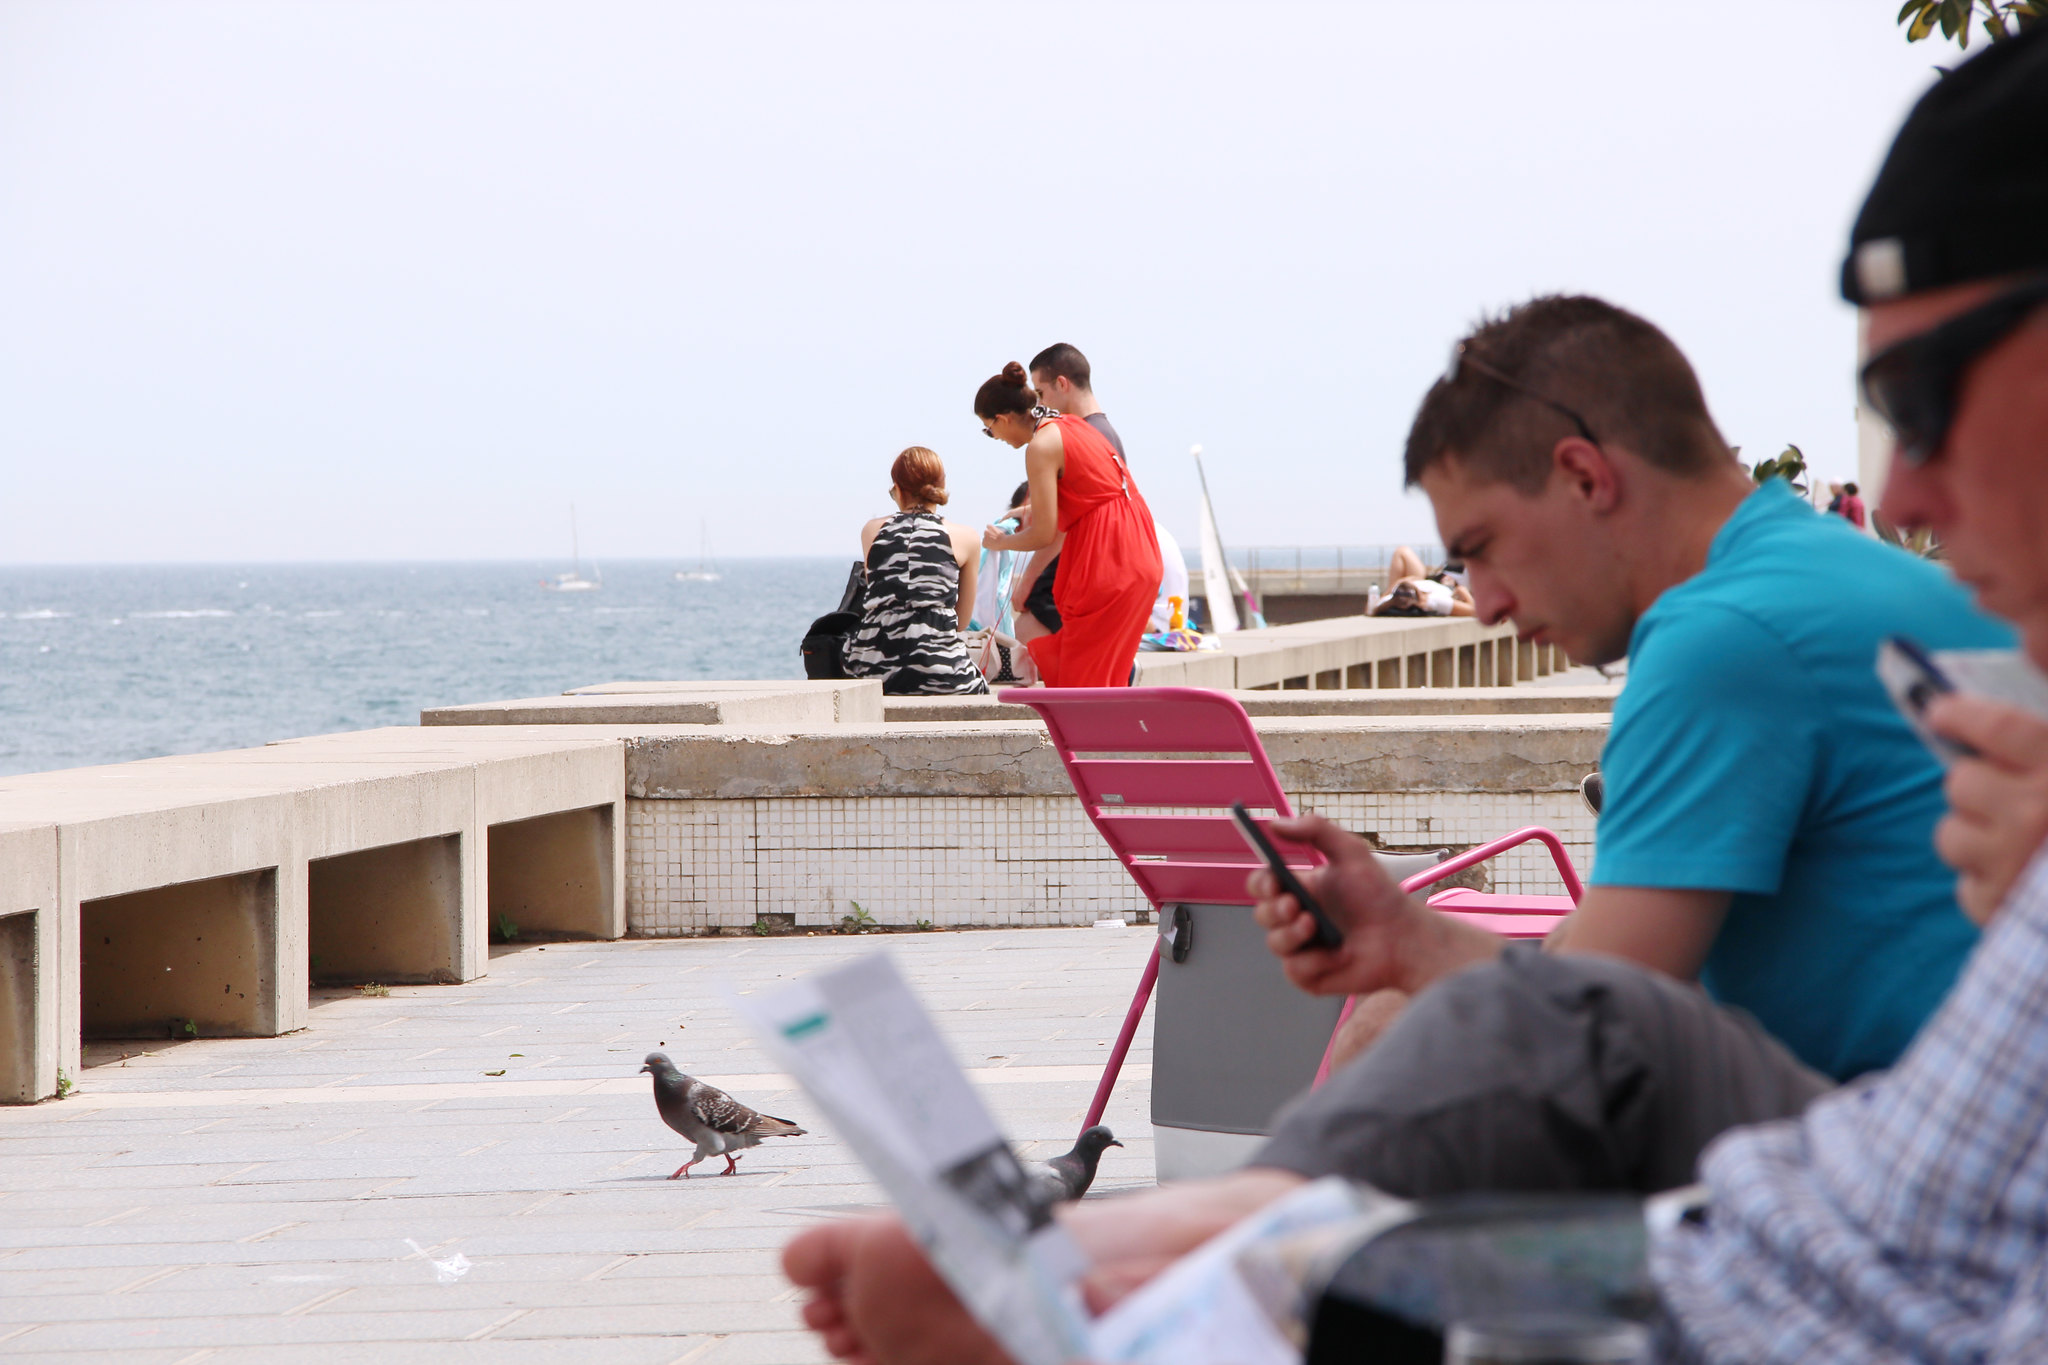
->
xmin=843 ymin=447 xmax=990 ymax=695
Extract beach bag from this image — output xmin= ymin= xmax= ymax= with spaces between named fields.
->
xmin=801 ymin=612 xmax=862 ymax=679
xmin=970 ymin=628 xmax=1036 ymax=687
xmin=800 ymin=561 xmax=869 ymax=680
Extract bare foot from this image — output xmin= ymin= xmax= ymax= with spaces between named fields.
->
xmin=785 ymin=1214 xmax=1007 ymax=1364
xmin=782 ymin=1170 xmax=1309 ymax=1364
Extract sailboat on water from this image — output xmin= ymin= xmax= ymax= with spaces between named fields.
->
xmin=1191 ymin=445 xmax=1265 ymax=632
xmin=541 ymin=504 xmax=601 ymax=592
xmin=674 ymin=521 xmax=722 ymax=583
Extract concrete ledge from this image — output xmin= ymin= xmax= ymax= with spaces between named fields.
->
xmin=1131 ymin=650 xmax=1240 ymax=689
xmin=1224 ymin=616 xmax=1538 ymax=691
xmin=624 ymin=709 xmax=1609 ymax=936
xmin=1129 ymin=616 xmax=1559 ymax=692
xmin=625 ymin=713 xmax=1609 ymax=800
xmin=425 ymin=679 xmax=883 ymax=727
xmin=884 ymin=685 xmax=1621 ymax=724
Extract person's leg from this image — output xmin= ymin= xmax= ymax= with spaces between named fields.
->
xmin=1327 ymin=988 xmax=1412 ymax=1071
xmin=1255 ymin=945 xmax=1831 ymax=1196
xmin=1023 ymin=628 xmax=1062 ymax=686
xmin=1386 ymin=545 xmax=1428 ymax=583
xmin=784 ymin=949 xmax=1824 ymax=1363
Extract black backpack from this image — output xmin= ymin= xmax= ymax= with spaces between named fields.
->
xmin=800 ymin=561 xmax=868 ymax=680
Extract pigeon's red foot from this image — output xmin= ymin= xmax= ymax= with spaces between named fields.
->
xmin=722 ymin=1154 xmax=741 ymax=1176
xmin=669 ymin=1160 xmax=697 ymax=1180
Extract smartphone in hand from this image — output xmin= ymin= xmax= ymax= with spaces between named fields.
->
xmin=1229 ymin=802 xmax=1344 ymax=951
xmin=1878 ymin=635 xmax=1981 ymax=763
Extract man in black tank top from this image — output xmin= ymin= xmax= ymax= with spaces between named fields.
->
xmin=1018 ymin=344 xmax=1125 ymax=636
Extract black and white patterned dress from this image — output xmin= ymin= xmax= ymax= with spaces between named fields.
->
xmin=843 ymin=512 xmax=990 ymax=695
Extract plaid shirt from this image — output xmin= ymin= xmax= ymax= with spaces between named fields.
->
xmin=1653 ymin=845 xmax=2048 ymax=1363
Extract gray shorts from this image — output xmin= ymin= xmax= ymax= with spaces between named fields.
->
xmin=1252 ymin=944 xmax=1831 ymax=1196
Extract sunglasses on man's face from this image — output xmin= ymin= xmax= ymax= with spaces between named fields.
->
xmin=1859 ymin=274 xmax=2048 ymax=467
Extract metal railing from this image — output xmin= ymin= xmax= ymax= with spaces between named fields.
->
xmin=1227 ymin=545 xmax=1448 ymax=595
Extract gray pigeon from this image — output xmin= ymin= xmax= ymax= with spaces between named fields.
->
xmin=1029 ymin=1125 xmax=1122 ymax=1202
xmin=641 ymin=1052 xmax=807 ymax=1178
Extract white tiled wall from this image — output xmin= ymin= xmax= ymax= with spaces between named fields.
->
xmin=626 ymin=792 xmax=1596 ymax=936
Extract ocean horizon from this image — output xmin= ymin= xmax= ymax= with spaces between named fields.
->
xmin=0 ymin=558 xmax=857 ymax=778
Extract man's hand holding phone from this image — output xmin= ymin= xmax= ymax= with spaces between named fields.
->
xmin=1246 ymin=812 xmax=1500 ymax=998
xmin=1927 ymin=692 xmax=2048 ymax=924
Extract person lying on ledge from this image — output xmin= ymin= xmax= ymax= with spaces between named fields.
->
xmin=1367 ymin=544 xmax=1476 ymax=616
xmin=782 ymin=37 xmax=2048 ymax=1360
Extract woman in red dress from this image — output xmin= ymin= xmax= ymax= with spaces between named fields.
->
xmin=974 ymin=362 xmax=1162 ymax=687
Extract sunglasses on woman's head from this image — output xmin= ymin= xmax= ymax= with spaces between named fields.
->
xmin=1859 ymin=274 xmax=2048 ymax=467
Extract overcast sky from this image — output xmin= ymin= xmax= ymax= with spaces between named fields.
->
xmin=0 ymin=2 xmax=1947 ymax=564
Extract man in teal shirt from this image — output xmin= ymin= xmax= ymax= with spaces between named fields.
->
xmin=1265 ymin=295 xmax=2009 ymax=1083
xmin=1595 ymin=477 xmax=2005 ymax=1077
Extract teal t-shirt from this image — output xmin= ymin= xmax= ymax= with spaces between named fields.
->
xmin=1592 ymin=480 xmax=2012 ymax=1080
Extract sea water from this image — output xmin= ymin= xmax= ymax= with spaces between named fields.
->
xmin=0 ymin=559 xmax=852 ymax=778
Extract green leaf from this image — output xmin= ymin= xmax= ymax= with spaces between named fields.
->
xmin=1909 ymin=7 xmax=1938 ymax=38
xmin=1898 ymin=0 xmax=1930 ymax=20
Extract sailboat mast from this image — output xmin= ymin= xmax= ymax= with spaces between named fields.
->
xmin=571 ymin=503 xmax=581 ymax=576
xmin=1192 ymin=446 xmax=1240 ymax=634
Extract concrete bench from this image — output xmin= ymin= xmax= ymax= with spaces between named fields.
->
xmin=0 ymin=729 xmax=628 ymax=1103
xmin=0 ymin=824 xmax=57 ymax=1104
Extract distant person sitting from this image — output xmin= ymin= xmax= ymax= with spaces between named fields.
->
xmin=969 ymin=481 xmax=1031 ymax=638
xmin=1367 ymin=544 xmax=1475 ymax=616
xmin=842 ymin=447 xmax=990 ymax=696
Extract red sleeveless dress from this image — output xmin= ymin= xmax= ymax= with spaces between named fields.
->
xmin=1029 ymin=414 xmax=1163 ymax=688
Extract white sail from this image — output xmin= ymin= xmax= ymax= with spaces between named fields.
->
xmin=1193 ymin=447 xmax=1240 ymax=634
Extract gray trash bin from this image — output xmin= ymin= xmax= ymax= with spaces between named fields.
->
xmin=1151 ymin=850 xmax=1447 ymax=1181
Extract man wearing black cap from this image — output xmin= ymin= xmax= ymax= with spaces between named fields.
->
xmin=784 ymin=30 xmax=2048 ymax=1364
xmin=1648 ymin=27 xmax=2048 ymax=1360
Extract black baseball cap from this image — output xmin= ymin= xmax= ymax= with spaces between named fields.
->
xmin=1841 ymin=23 xmax=2048 ymax=304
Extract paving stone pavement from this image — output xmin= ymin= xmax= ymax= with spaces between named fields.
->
xmin=0 ymin=926 xmax=1160 ymax=1364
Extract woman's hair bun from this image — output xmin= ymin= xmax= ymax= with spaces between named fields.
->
xmin=975 ymin=361 xmax=1039 ymax=420
xmin=891 ymin=446 xmax=949 ymax=506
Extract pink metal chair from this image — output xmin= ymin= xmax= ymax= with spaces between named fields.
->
xmin=1001 ymin=686 xmax=1585 ymax=1133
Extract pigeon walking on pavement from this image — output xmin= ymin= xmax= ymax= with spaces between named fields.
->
xmin=641 ymin=1052 xmax=806 ymax=1179
xmin=1030 ymin=1125 xmax=1122 ymax=1203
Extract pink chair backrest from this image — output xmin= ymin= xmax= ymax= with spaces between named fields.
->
xmin=1002 ymin=686 xmax=1322 ymax=909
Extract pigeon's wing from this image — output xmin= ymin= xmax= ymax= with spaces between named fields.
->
xmin=1028 ymin=1164 xmax=1074 ymax=1204
xmin=743 ymin=1112 xmax=807 ymax=1137
xmin=688 ymin=1082 xmax=806 ymax=1138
